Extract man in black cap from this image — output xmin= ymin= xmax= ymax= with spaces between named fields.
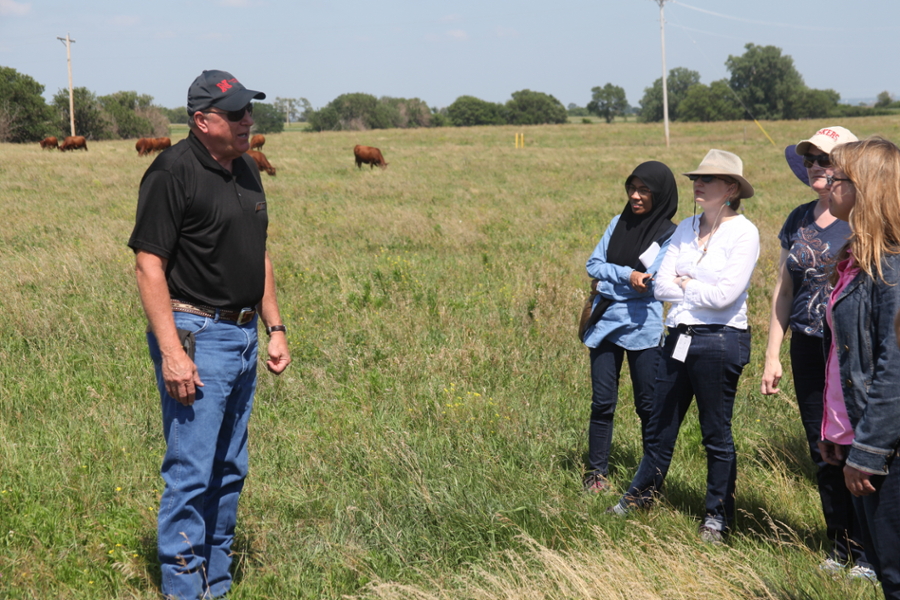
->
xmin=129 ymin=70 xmax=290 ymax=600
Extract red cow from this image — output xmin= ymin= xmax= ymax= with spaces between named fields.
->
xmin=58 ymin=136 xmax=88 ymax=151
xmin=247 ymin=150 xmax=276 ymax=176
xmin=353 ymin=145 xmax=388 ymax=169
xmin=250 ymin=134 xmax=265 ymax=151
xmin=153 ymin=137 xmax=171 ymax=152
xmin=136 ymin=137 xmax=154 ymax=156
xmin=39 ymin=136 xmax=58 ymax=150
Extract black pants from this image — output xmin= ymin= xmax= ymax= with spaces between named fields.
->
xmin=790 ymin=333 xmax=869 ymax=566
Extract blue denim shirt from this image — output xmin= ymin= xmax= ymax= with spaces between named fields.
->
xmin=583 ymin=215 xmax=671 ymax=351
xmin=830 ymin=253 xmax=900 ymax=474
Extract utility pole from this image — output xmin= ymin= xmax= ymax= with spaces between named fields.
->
xmin=654 ymin=0 xmax=670 ymax=148
xmin=57 ymin=33 xmax=76 ymax=136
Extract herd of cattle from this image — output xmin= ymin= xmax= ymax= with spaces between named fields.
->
xmin=37 ymin=135 xmax=388 ymax=175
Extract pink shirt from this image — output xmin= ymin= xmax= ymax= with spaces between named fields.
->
xmin=821 ymin=256 xmax=858 ymax=445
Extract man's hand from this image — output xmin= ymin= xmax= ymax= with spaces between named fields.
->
xmin=817 ymin=441 xmax=844 ymax=466
xmin=844 ymin=464 xmax=877 ymax=497
xmin=590 ymin=278 xmax=600 ymax=294
xmin=266 ymin=333 xmax=291 ymax=374
xmin=630 ymin=271 xmax=653 ymax=293
xmin=162 ymin=349 xmax=203 ymax=406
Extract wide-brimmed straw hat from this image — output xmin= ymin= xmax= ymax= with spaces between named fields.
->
xmin=683 ymin=149 xmax=754 ymax=199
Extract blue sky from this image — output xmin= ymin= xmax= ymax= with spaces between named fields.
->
xmin=2 ymin=0 xmax=898 ymax=111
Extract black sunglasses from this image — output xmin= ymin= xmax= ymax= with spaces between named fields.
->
xmin=202 ymin=103 xmax=253 ymax=122
xmin=687 ymin=175 xmax=720 ymax=183
xmin=803 ymin=153 xmax=832 ymax=169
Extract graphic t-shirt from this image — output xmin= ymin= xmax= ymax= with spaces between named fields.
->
xmin=778 ymin=200 xmax=850 ymax=338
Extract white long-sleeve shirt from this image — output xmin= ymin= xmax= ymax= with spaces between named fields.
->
xmin=655 ymin=214 xmax=759 ymax=329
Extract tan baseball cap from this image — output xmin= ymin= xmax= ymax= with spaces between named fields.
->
xmin=795 ymin=126 xmax=858 ymax=156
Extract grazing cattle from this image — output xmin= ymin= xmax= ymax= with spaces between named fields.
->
xmin=136 ymin=137 xmax=154 ymax=156
xmin=39 ymin=136 xmax=58 ymax=150
xmin=58 ymin=136 xmax=88 ymax=151
xmin=136 ymin=137 xmax=172 ymax=156
xmin=353 ymin=145 xmax=388 ymax=169
xmin=247 ymin=150 xmax=276 ymax=176
xmin=250 ymin=134 xmax=265 ymax=151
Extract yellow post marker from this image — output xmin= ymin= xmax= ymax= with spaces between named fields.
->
xmin=515 ymin=133 xmax=525 ymax=148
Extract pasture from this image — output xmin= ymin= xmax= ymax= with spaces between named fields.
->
xmin=2 ymin=116 xmax=899 ymax=599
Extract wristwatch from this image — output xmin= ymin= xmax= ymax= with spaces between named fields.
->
xmin=265 ymin=325 xmax=287 ymax=336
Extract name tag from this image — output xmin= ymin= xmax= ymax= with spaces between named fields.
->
xmin=255 ymin=201 xmax=267 ymax=212
xmin=672 ymin=333 xmax=691 ymax=362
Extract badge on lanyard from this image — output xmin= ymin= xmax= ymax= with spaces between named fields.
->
xmin=672 ymin=332 xmax=692 ymax=362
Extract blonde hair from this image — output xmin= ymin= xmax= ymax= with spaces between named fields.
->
xmin=831 ymin=137 xmax=900 ymax=282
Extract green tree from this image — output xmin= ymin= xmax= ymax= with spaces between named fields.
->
xmin=638 ymin=67 xmax=701 ymax=122
xmin=505 ymin=89 xmax=567 ymax=125
xmin=787 ymin=88 xmax=840 ymax=119
xmin=251 ymin=102 xmax=285 ymax=134
xmin=567 ymin=103 xmax=590 ymax=117
xmin=0 ymin=66 xmax=52 ymax=143
xmin=587 ymin=83 xmax=628 ymax=123
xmin=160 ymin=106 xmax=189 ymax=124
xmin=52 ymin=86 xmax=113 ymax=139
xmin=726 ymin=43 xmax=805 ymax=120
xmin=875 ymin=91 xmax=894 ymax=108
xmin=98 ymin=91 xmax=155 ymax=138
xmin=446 ymin=96 xmax=507 ymax=126
xmin=677 ymin=80 xmax=743 ymax=122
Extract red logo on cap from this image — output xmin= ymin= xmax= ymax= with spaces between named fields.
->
xmin=216 ymin=79 xmax=233 ymax=93
xmin=817 ymin=128 xmax=840 ymax=141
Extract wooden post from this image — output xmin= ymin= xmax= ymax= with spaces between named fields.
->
xmin=57 ymin=33 xmax=76 ymax=136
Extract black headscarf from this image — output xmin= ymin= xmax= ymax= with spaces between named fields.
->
xmin=606 ymin=161 xmax=679 ymax=272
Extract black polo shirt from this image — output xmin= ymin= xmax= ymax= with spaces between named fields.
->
xmin=129 ymin=132 xmax=269 ymax=309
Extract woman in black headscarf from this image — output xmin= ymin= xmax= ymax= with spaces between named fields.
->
xmin=581 ymin=161 xmax=678 ymax=493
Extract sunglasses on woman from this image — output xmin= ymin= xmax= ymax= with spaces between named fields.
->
xmin=687 ymin=175 xmax=720 ymax=183
xmin=803 ymin=154 xmax=832 ymax=169
xmin=202 ymin=103 xmax=254 ymax=122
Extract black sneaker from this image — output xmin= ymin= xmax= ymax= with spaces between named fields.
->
xmin=582 ymin=472 xmax=610 ymax=494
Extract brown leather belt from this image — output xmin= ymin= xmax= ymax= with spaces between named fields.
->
xmin=171 ymin=300 xmax=256 ymax=325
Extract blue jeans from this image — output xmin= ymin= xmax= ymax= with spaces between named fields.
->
xmin=588 ymin=340 xmax=661 ymax=476
xmin=148 ymin=312 xmax=259 ymax=600
xmin=852 ymin=461 xmax=900 ymax=598
xmin=621 ymin=325 xmax=750 ymax=531
xmin=790 ymin=333 xmax=869 ymax=567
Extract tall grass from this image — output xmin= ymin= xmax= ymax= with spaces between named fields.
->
xmin=1 ymin=116 xmax=897 ymax=598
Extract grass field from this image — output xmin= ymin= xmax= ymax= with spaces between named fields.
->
xmin=2 ymin=116 xmax=899 ymax=599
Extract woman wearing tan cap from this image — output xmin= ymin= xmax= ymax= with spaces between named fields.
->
xmin=760 ymin=126 xmax=873 ymax=579
xmin=608 ymin=149 xmax=758 ymax=544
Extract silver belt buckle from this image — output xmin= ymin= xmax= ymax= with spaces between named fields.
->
xmin=236 ymin=308 xmax=254 ymax=325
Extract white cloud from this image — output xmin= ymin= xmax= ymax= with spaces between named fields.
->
xmin=108 ymin=15 xmax=139 ymax=28
xmin=0 ymin=0 xmax=31 ymax=16
xmin=447 ymin=29 xmax=468 ymax=41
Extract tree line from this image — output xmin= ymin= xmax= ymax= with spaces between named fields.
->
xmin=2 ymin=43 xmax=898 ymax=142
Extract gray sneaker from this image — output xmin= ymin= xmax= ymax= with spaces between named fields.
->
xmin=698 ymin=517 xmax=724 ymax=544
xmin=848 ymin=565 xmax=878 ymax=583
xmin=605 ymin=501 xmax=629 ymax=517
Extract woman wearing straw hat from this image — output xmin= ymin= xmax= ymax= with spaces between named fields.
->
xmin=761 ymin=126 xmax=873 ymax=578
xmin=608 ymin=149 xmax=758 ymax=544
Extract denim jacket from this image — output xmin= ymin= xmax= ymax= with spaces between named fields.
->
xmin=829 ymin=253 xmax=900 ymax=474
xmin=583 ymin=215 xmax=672 ymax=351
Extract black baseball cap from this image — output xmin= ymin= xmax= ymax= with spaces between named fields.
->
xmin=187 ymin=70 xmax=265 ymax=115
